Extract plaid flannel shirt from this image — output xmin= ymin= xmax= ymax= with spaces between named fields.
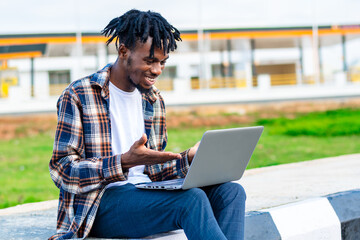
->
xmin=49 ymin=64 xmax=190 ymax=240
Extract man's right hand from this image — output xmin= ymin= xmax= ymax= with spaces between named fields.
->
xmin=121 ymin=134 xmax=181 ymax=171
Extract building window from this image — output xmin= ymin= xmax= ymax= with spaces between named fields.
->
xmin=156 ymin=66 xmax=177 ymax=91
xmin=212 ymin=63 xmax=235 ymax=78
xmin=159 ymin=66 xmax=177 ymax=80
xmin=46 ymin=44 xmax=72 ymax=57
xmin=49 ymin=70 xmax=70 ymax=96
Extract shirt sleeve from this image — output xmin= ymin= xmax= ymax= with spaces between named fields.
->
xmin=49 ymin=87 xmax=127 ymax=195
xmin=144 ymin=93 xmax=191 ymax=182
xmin=145 ymin=149 xmax=190 ymax=182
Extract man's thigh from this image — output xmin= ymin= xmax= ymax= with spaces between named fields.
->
xmin=202 ymin=182 xmax=246 ymax=208
xmin=91 ymin=183 xmax=205 ymax=238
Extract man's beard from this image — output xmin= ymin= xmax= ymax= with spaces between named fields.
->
xmin=128 ymin=75 xmax=150 ymax=93
xmin=126 ymin=56 xmax=151 ymax=93
xmin=127 ymin=76 xmax=138 ymax=88
xmin=126 ymin=56 xmax=139 ymax=88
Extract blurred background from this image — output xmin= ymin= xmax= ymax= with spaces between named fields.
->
xmin=1 ymin=0 xmax=360 ymax=208
xmin=1 ymin=0 xmax=360 ymax=109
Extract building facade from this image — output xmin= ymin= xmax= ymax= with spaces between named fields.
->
xmin=1 ymin=25 xmax=360 ymax=108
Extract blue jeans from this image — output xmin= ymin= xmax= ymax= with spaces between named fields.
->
xmin=90 ymin=182 xmax=246 ymax=240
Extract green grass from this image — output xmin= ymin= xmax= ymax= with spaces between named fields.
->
xmin=167 ymin=123 xmax=360 ymax=169
xmin=0 ymin=134 xmax=59 ymax=209
xmin=257 ymin=108 xmax=360 ymax=136
xmin=1 ymin=108 xmax=360 ymax=209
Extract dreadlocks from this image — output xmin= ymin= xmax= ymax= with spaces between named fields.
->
xmin=101 ymin=9 xmax=182 ymax=57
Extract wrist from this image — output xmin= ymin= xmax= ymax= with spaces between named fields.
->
xmin=186 ymin=148 xmax=193 ymax=164
xmin=121 ymin=153 xmax=131 ymax=171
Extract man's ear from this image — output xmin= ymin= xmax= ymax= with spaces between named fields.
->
xmin=118 ymin=44 xmax=128 ymax=59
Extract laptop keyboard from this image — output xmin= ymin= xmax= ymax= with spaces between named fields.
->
xmin=143 ymin=178 xmax=184 ymax=186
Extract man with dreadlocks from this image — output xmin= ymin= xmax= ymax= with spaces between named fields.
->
xmin=49 ymin=9 xmax=246 ymax=240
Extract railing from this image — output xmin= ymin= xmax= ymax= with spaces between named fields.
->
xmin=270 ymin=74 xmax=297 ymax=86
xmin=191 ymin=77 xmax=247 ymax=90
xmin=349 ymin=72 xmax=360 ymax=82
xmin=302 ymin=75 xmax=316 ymax=85
xmin=155 ymin=79 xmax=174 ymax=91
xmin=303 ymin=75 xmax=327 ymax=84
xmin=253 ymin=73 xmax=298 ymax=86
xmin=209 ymin=77 xmax=247 ymax=89
xmin=251 ymin=74 xmax=334 ymax=86
xmin=23 ymin=72 xmax=360 ymax=98
xmin=49 ymin=84 xmax=68 ymax=96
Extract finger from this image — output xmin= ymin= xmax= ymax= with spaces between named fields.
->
xmin=156 ymin=151 xmax=181 ymax=160
xmin=166 ymin=152 xmax=182 ymax=159
xmin=194 ymin=141 xmax=201 ymax=147
xmin=135 ymin=133 xmax=147 ymax=146
xmin=146 ymin=149 xmax=181 ymax=161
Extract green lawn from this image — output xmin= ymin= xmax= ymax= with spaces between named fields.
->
xmin=167 ymin=124 xmax=360 ymax=169
xmin=0 ymin=133 xmax=59 ymax=209
xmin=1 ymin=108 xmax=360 ymax=209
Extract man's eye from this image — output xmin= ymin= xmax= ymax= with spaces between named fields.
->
xmin=146 ymin=60 xmax=153 ymax=64
xmin=161 ymin=61 xmax=166 ymax=65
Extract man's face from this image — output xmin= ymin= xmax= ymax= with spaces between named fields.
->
xmin=125 ymin=38 xmax=168 ymax=90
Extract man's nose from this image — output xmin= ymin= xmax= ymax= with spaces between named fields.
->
xmin=151 ymin=62 xmax=162 ymax=76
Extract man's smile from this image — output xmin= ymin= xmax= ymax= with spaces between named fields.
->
xmin=144 ymin=76 xmax=157 ymax=85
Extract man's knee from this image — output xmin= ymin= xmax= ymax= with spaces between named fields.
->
xmin=184 ymin=188 xmax=209 ymax=203
xmin=214 ymin=182 xmax=247 ymax=207
xmin=178 ymin=188 xmax=210 ymax=213
xmin=226 ymin=182 xmax=246 ymax=200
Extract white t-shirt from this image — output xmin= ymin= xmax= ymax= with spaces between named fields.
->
xmin=107 ymin=82 xmax=151 ymax=188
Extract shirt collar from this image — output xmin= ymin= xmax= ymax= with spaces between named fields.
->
xmin=89 ymin=63 xmax=111 ymax=100
xmin=139 ymin=85 xmax=159 ymax=104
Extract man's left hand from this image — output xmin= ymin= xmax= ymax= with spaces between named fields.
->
xmin=188 ymin=141 xmax=200 ymax=164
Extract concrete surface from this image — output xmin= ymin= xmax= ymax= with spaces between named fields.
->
xmin=0 ymin=154 xmax=359 ymax=239
xmin=239 ymin=153 xmax=360 ymax=211
xmin=245 ymin=189 xmax=360 ymax=240
xmin=327 ymin=190 xmax=360 ymax=239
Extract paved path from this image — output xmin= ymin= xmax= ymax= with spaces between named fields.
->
xmin=239 ymin=153 xmax=360 ymax=211
xmin=0 ymin=154 xmax=359 ymax=239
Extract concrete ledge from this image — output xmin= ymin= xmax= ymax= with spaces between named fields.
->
xmin=0 ymin=199 xmax=58 ymax=216
xmin=327 ymin=189 xmax=360 ymax=239
xmin=1 ymin=189 xmax=359 ymax=240
xmin=1 ymin=155 xmax=359 ymax=239
xmin=244 ymin=211 xmax=281 ymax=239
xmin=0 ymin=208 xmax=56 ymax=240
xmin=87 ymin=230 xmax=186 ymax=240
xmin=245 ymin=189 xmax=360 ymax=240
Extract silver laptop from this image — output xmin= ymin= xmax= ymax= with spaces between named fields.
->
xmin=135 ymin=126 xmax=264 ymax=190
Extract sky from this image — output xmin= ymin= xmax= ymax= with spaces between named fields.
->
xmin=1 ymin=0 xmax=360 ymax=34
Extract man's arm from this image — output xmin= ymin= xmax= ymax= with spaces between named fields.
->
xmin=142 ymin=93 xmax=203 ymax=182
xmin=49 ymin=89 xmax=127 ymax=194
xmin=49 ymin=88 xmax=182 ymax=194
xmin=121 ymin=133 xmax=181 ymax=170
xmin=187 ymin=141 xmax=200 ymax=164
